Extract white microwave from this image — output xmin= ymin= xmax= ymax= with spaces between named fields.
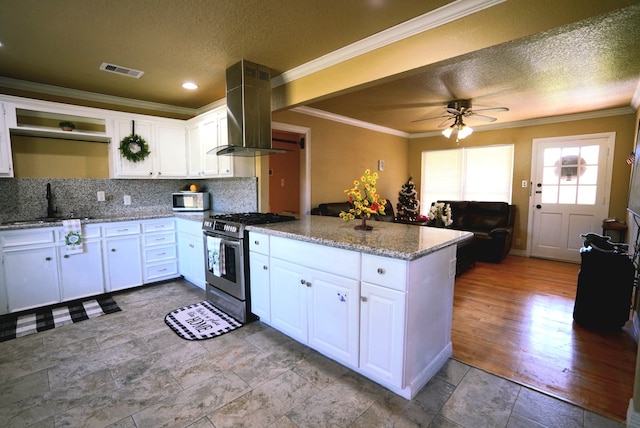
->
xmin=172 ymin=192 xmax=210 ymax=211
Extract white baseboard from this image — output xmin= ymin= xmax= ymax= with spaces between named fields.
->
xmin=628 ymin=399 xmax=640 ymax=427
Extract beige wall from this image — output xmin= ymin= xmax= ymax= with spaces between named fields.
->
xmin=409 ymin=113 xmax=637 ymax=252
xmin=272 ymin=110 xmax=409 ymax=210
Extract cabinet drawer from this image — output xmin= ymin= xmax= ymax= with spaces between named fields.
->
xmin=56 ymin=224 xmax=101 ymax=241
xmin=145 ymin=260 xmax=179 ymax=282
xmin=104 ymin=222 xmax=141 ymax=237
xmin=144 ymin=244 xmax=177 ymax=263
xmin=361 ymin=254 xmax=407 ymax=291
xmin=249 ymin=232 xmax=269 ymax=255
xmin=270 ymin=236 xmax=359 ymax=279
xmin=143 ymin=231 xmax=176 ymax=247
xmin=1 ymin=228 xmax=56 ymax=247
xmin=176 ymin=218 xmax=203 ymax=235
xmin=143 ymin=219 xmax=175 ymax=233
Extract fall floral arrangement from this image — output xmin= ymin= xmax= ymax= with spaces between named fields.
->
xmin=428 ymin=202 xmax=453 ymax=227
xmin=339 ymin=169 xmax=387 ymax=230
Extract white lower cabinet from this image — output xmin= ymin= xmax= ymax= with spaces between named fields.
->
xmin=267 ymin=235 xmax=361 ymax=367
xmin=359 ymin=281 xmax=405 ymax=387
xmin=142 ymin=219 xmax=178 ymax=283
xmin=248 ymin=251 xmax=270 ymax=320
xmin=250 ymin=231 xmax=458 ymax=400
xmin=57 ymin=224 xmax=104 ymax=301
xmin=104 ymin=222 xmax=143 ymax=292
xmin=176 ymin=218 xmax=205 ymax=289
xmin=4 ymin=245 xmax=59 ymax=312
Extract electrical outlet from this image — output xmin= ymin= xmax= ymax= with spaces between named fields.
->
xmin=522 ymin=180 xmax=528 ymax=188
xmin=97 ymin=191 xmax=105 ymax=202
xmin=124 ymin=195 xmax=131 ymax=205
xmin=516 ymin=238 xmax=521 ymax=246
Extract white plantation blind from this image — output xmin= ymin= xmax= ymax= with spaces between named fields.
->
xmin=421 ymin=144 xmax=514 ymax=214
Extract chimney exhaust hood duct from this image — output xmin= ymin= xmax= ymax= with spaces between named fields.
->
xmin=215 ymin=60 xmax=286 ymax=156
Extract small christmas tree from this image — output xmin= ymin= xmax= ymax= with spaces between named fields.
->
xmin=396 ymin=176 xmax=421 ymax=222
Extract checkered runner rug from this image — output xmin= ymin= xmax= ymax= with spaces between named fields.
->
xmin=0 ymin=295 xmax=121 ymax=342
xmin=164 ymin=300 xmax=242 ymax=340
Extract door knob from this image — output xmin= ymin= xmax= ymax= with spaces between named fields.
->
xmin=536 ymin=204 xmax=542 ymax=209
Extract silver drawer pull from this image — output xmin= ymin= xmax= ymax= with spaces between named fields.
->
xmin=305 ymin=281 xmax=312 ymax=287
xmin=45 ymin=257 xmax=52 ymax=261
xmin=262 ymin=265 xmax=268 ymax=270
xmin=157 ymin=252 xmax=166 ymax=256
xmin=155 ymin=237 xmax=165 ymax=241
xmin=117 ymin=229 xmax=129 ymax=232
xmin=189 ymin=244 xmax=195 ymax=248
xmin=64 ymin=255 xmax=69 ymax=259
xmin=377 ymin=268 xmax=385 ymax=275
xmin=254 ymin=240 xmax=260 ymax=245
xmin=300 ymin=279 xmax=305 ymax=285
xmin=111 ymin=248 xmax=116 ymax=252
xmin=361 ymin=296 xmax=368 ymax=302
xmin=158 ymin=268 xmax=167 ymax=272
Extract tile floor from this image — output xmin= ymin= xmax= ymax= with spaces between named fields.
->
xmin=0 ymin=279 xmax=626 ymax=428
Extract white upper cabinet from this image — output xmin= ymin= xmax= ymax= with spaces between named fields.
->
xmin=186 ymin=107 xmax=255 ymax=178
xmin=112 ymin=118 xmax=187 ymax=179
xmin=0 ymin=103 xmax=13 ymax=177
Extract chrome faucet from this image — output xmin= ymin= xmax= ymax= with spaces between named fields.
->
xmin=46 ymin=182 xmax=56 ymax=218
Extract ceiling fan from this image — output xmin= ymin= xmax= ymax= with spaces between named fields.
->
xmin=413 ymin=99 xmax=509 ymax=142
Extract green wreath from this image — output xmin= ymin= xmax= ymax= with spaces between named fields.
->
xmin=119 ymin=134 xmax=150 ymax=163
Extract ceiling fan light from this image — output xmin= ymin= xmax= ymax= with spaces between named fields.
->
xmin=459 ymin=125 xmax=473 ymax=139
xmin=442 ymin=127 xmax=454 ymax=138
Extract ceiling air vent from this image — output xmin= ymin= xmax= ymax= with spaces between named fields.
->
xmin=99 ymin=62 xmax=144 ymax=78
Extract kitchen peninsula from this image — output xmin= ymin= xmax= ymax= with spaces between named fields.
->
xmin=246 ymin=215 xmax=473 ymax=399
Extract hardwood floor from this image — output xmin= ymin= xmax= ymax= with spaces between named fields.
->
xmin=452 ymin=255 xmax=637 ymax=422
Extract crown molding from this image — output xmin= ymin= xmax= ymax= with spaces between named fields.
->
xmin=0 ymin=76 xmax=199 ymax=116
xmin=291 ymin=106 xmax=410 ymax=138
xmin=292 ymin=105 xmax=635 ymax=139
xmin=271 ymin=0 xmax=505 ymax=88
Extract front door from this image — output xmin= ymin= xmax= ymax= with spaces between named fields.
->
xmin=528 ymin=133 xmax=615 ymax=262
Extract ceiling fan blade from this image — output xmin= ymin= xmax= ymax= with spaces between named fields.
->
xmin=469 ymin=106 xmax=509 ymax=113
xmin=438 ymin=118 xmax=454 ymax=128
xmin=468 ymin=113 xmax=497 ymax=122
xmin=446 ymin=107 xmax=463 ymax=115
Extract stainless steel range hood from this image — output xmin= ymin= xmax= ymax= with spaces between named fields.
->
xmin=216 ymin=60 xmax=286 ymax=157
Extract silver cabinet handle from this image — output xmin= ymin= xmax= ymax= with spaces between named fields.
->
xmin=111 ymin=248 xmax=116 ymax=252
xmin=305 ymin=281 xmax=312 ymax=287
xmin=377 ymin=268 xmax=385 ymax=275
xmin=45 ymin=257 xmax=52 ymax=261
xmin=361 ymin=296 xmax=368 ymax=302
xmin=189 ymin=244 xmax=195 ymax=248
xmin=63 ymin=254 xmax=69 ymax=259
xmin=300 ymin=279 xmax=305 ymax=285
xmin=262 ymin=265 xmax=268 ymax=270
xmin=254 ymin=240 xmax=260 ymax=245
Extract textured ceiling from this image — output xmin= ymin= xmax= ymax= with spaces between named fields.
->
xmin=309 ymin=3 xmax=640 ymax=133
xmin=0 ymin=0 xmax=638 ymax=133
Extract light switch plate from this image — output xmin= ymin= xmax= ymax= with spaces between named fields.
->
xmin=378 ymin=160 xmax=385 ymax=171
xmin=124 ymin=195 xmax=131 ymax=205
xmin=97 ymin=191 xmax=105 ymax=202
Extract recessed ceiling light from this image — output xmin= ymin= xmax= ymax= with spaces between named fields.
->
xmin=182 ymin=82 xmax=198 ymax=90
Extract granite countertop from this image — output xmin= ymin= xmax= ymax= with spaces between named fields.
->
xmin=247 ymin=215 xmax=473 ymax=261
xmin=0 ymin=211 xmax=206 ymax=231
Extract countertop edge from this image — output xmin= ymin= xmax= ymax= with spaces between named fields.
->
xmin=247 ymin=224 xmax=473 ymax=261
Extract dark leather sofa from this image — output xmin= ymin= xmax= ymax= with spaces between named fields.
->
xmin=437 ymin=200 xmax=516 ymax=263
xmin=311 ymin=200 xmax=395 ymax=222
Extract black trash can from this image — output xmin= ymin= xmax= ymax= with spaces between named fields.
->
xmin=573 ymin=234 xmax=635 ymax=330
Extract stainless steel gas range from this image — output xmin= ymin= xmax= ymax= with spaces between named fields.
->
xmin=202 ymin=212 xmax=296 ymax=323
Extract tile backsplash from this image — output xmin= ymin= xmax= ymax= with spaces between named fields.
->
xmin=0 ymin=177 xmax=258 ymax=222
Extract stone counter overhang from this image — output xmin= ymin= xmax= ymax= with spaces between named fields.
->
xmin=0 ymin=211 xmax=206 ymax=231
xmin=247 ymin=215 xmax=473 ymax=261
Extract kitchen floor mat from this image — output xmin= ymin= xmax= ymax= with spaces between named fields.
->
xmin=164 ymin=300 xmax=242 ymax=340
xmin=0 ymin=295 xmax=121 ymax=342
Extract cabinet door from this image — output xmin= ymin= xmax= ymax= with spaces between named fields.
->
xmin=105 ymin=236 xmax=143 ymax=291
xmin=113 ymin=119 xmax=154 ymax=177
xmin=0 ymin=102 xmax=14 ymax=177
xmin=58 ymin=240 xmax=105 ymax=301
xmin=249 ymin=251 xmax=270 ymax=321
xmin=216 ymin=115 xmax=232 ymax=176
xmin=4 ymin=246 xmax=60 ymax=312
xmin=308 ymin=269 xmax=360 ymax=367
xmin=186 ymin=123 xmax=203 ymax=178
xmin=201 ymin=116 xmax=221 ymax=176
xmin=177 ymin=233 xmax=205 ymax=289
xmin=270 ymin=258 xmax=307 ymax=342
xmin=155 ymin=123 xmax=187 ymax=178
xmin=359 ymin=281 xmax=406 ymax=388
